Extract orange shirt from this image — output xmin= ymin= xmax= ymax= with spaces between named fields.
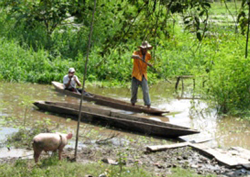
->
xmin=131 ymin=50 xmax=151 ymax=81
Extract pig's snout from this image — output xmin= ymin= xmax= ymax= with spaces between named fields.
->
xmin=66 ymin=132 xmax=73 ymax=139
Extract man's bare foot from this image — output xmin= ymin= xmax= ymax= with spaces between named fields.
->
xmin=147 ymin=105 xmax=150 ymax=109
xmin=132 ymin=103 xmax=135 ymax=106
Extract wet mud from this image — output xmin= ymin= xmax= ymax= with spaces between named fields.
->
xmin=1 ymin=82 xmax=250 ymax=176
xmin=1 ymin=138 xmax=250 ymax=177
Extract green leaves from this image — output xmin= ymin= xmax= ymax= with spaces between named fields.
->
xmin=203 ymin=39 xmax=250 ymax=115
xmin=182 ymin=0 xmax=210 ymax=42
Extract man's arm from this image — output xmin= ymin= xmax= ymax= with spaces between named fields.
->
xmin=74 ymin=76 xmax=82 ymax=87
xmin=132 ymin=54 xmax=141 ymax=59
xmin=132 ymin=55 xmax=153 ymax=67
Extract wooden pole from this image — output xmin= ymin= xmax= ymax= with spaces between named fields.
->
xmin=245 ymin=1 xmax=250 ymax=58
xmin=74 ymin=0 xmax=97 ymax=160
xmin=175 ymin=76 xmax=180 ymax=90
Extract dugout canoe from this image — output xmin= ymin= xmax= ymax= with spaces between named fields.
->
xmin=52 ymin=81 xmax=169 ymax=115
xmin=33 ymin=101 xmax=200 ymax=138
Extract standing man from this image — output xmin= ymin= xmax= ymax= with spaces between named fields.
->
xmin=63 ymin=68 xmax=82 ymax=94
xmin=131 ymin=41 xmax=153 ymax=108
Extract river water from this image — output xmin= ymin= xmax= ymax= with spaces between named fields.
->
xmin=0 ymin=81 xmax=249 ymax=150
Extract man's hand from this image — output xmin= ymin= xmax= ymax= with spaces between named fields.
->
xmin=132 ymin=55 xmax=142 ymax=60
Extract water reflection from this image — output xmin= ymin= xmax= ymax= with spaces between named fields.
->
xmin=0 ymin=127 xmax=19 ymax=144
xmin=0 ymin=82 xmax=249 ymax=150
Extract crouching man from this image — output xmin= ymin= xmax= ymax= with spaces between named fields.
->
xmin=63 ymin=68 xmax=82 ymax=94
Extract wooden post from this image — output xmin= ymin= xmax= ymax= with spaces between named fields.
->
xmin=175 ymin=76 xmax=181 ymax=90
xmin=193 ymin=78 xmax=195 ymax=90
xmin=181 ymin=78 xmax=184 ymax=91
xmin=74 ymin=0 xmax=97 ymax=160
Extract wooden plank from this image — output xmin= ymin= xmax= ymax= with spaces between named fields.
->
xmin=146 ymin=142 xmax=190 ymax=152
xmin=146 ymin=142 xmax=250 ymax=169
xmin=189 ymin=144 xmax=250 ymax=168
xmin=230 ymin=147 xmax=250 ymax=157
xmin=242 ymin=164 xmax=250 ymax=170
xmin=176 ymin=75 xmax=194 ymax=79
xmin=175 ymin=75 xmax=204 ymax=79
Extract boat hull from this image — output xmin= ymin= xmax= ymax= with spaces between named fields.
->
xmin=52 ymin=81 xmax=169 ymax=115
xmin=34 ymin=101 xmax=199 ymax=138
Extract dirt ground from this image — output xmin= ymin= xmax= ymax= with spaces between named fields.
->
xmin=65 ymin=138 xmax=250 ymax=177
xmin=1 ymin=137 xmax=250 ymax=177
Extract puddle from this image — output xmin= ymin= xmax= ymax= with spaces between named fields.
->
xmin=0 ymin=148 xmax=33 ymax=159
xmin=0 ymin=127 xmax=19 ymax=144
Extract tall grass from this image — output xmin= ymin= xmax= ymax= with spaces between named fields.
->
xmin=0 ymin=38 xmax=70 ymax=83
xmin=0 ymin=30 xmax=207 ymax=84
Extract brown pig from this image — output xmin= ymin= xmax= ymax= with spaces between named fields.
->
xmin=32 ymin=132 xmax=73 ymax=163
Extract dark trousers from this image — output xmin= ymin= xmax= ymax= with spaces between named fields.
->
xmin=65 ymin=88 xmax=93 ymax=97
xmin=65 ymin=88 xmax=82 ymax=94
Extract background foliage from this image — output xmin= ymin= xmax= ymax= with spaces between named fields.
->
xmin=0 ymin=0 xmax=250 ymax=115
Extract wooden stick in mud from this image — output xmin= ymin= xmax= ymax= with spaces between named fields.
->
xmin=74 ymin=0 xmax=97 ymax=160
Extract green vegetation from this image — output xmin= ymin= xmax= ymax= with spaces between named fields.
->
xmin=0 ymin=158 xmax=154 ymax=177
xmin=0 ymin=0 xmax=250 ymax=115
xmin=6 ymin=118 xmax=54 ymax=148
xmin=0 ymin=158 xmax=215 ymax=177
xmin=170 ymin=168 xmax=216 ymax=177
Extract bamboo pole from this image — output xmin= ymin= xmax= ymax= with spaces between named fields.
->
xmin=74 ymin=0 xmax=97 ymax=160
xmin=245 ymin=1 xmax=250 ymax=58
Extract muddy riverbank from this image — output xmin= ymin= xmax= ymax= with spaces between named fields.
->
xmin=0 ymin=81 xmax=250 ymax=149
xmin=0 ymin=137 xmax=250 ymax=177
xmin=1 ymin=81 xmax=250 ymax=176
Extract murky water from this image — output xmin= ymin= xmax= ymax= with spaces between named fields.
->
xmin=0 ymin=81 xmax=249 ymax=151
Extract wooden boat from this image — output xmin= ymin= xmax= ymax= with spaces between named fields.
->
xmin=33 ymin=101 xmax=200 ymax=138
xmin=52 ymin=81 xmax=169 ymax=115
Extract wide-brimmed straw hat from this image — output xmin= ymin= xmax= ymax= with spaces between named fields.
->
xmin=138 ymin=41 xmax=153 ymax=50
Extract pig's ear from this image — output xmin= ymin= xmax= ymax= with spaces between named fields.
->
xmin=67 ymin=133 xmax=73 ymax=139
